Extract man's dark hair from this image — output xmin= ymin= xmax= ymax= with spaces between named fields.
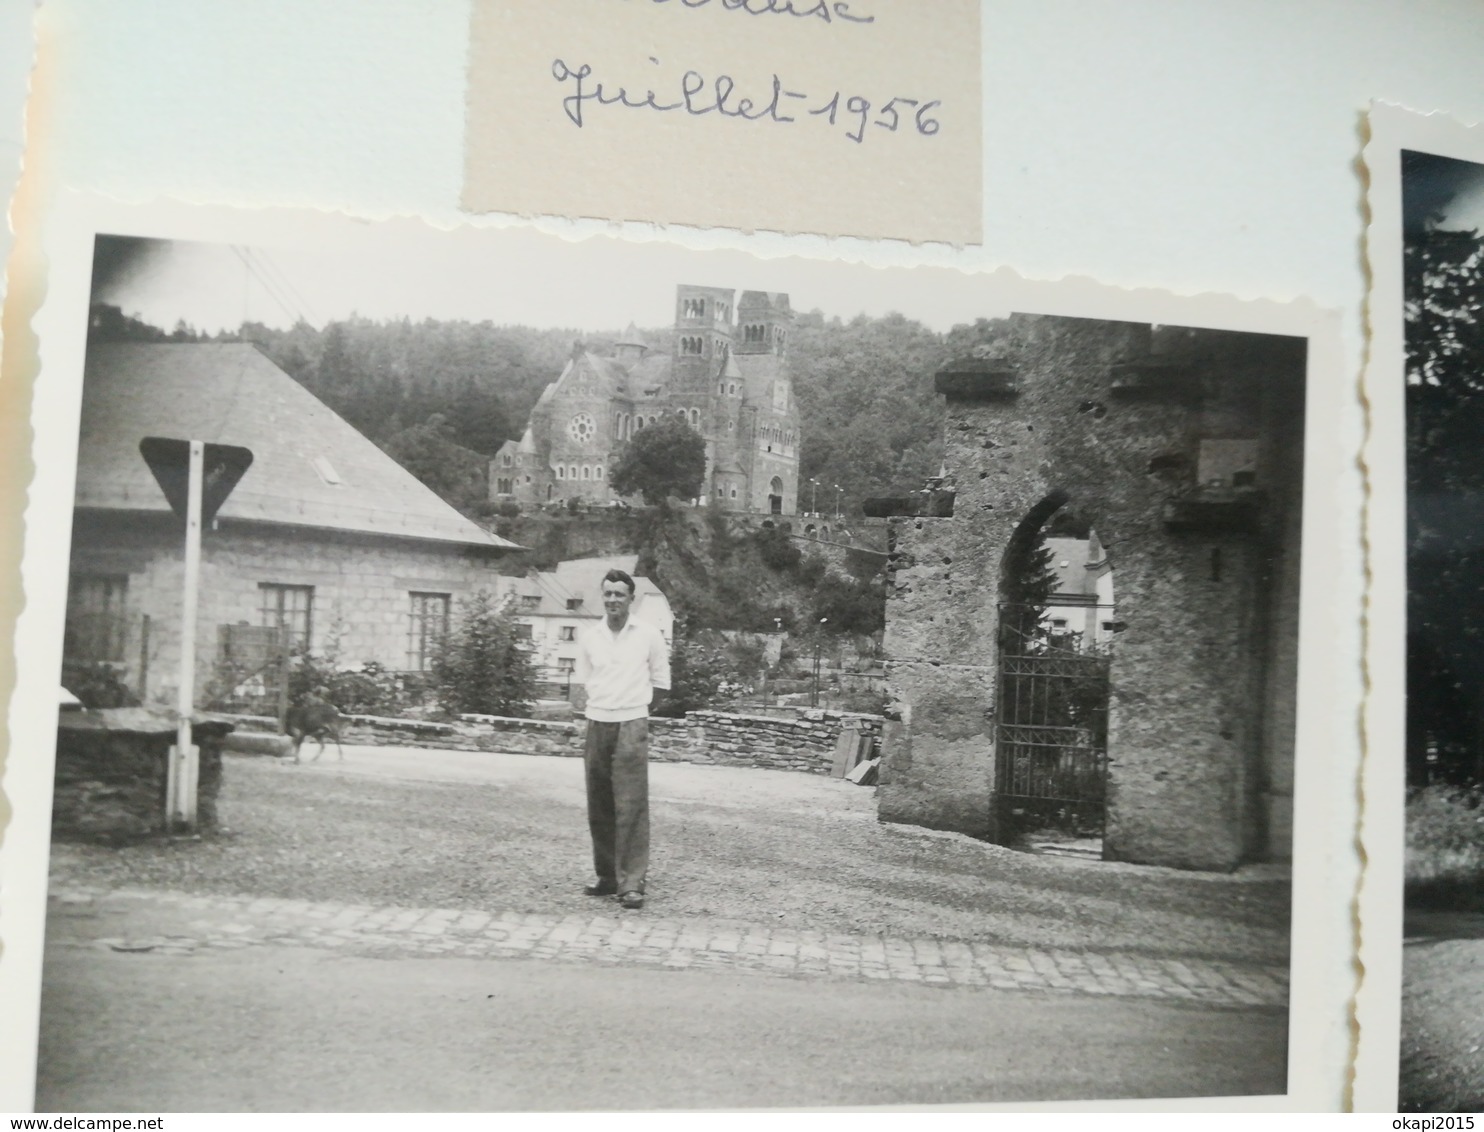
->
xmin=601 ymin=568 xmax=636 ymax=595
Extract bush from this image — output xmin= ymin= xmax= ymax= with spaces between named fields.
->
xmin=754 ymin=525 xmax=802 ymax=571
xmin=430 ymin=590 xmax=538 ymax=717
xmin=652 ymin=629 xmax=731 ymax=717
xmin=1406 ymin=783 xmax=1484 ymax=909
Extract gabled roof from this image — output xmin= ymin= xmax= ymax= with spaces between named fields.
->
xmin=76 ymin=342 xmax=520 ymax=551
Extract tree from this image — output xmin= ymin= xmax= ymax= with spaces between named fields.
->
xmin=1403 ymin=211 xmax=1484 ymax=785
xmin=430 ymin=591 xmax=537 ymax=717
xmin=652 ymin=623 xmax=729 ymax=717
xmin=609 ymin=416 xmax=707 ymax=506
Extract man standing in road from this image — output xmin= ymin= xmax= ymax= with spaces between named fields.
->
xmin=573 ymin=568 xmax=671 ymax=910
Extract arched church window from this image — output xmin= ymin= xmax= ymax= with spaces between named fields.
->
xmin=581 ymin=466 xmax=590 ymax=480
xmin=728 ymin=383 xmax=736 ymax=395
xmin=595 ymin=465 xmax=604 ymax=480
xmin=569 ymin=465 xmax=578 ymax=480
xmin=690 ymin=409 xmax=700 ymax=426
xmin=557 ymin=466 xmax=566 ymax=480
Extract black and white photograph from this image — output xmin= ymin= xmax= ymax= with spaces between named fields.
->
xmin=2 ymin=201 xmax=1347 ymax=1111
xmin=1389 ymin=138 xmax=1484 ymax=1114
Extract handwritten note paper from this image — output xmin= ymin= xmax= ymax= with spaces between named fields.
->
xmin=463 ymin=0 xmax=981 ymax=244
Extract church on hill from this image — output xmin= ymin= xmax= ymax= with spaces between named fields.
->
xmin=490 ymin=285 xmax=802 ymax=516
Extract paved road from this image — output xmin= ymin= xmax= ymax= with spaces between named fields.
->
xmin=38 ymin=908 xmax=1288 ymax=1111
xmin=33 ymin=744 xmax=1292 ymax=1109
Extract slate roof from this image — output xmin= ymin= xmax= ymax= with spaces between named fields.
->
xmin=76 ymin=342 xmax=520 ymax=551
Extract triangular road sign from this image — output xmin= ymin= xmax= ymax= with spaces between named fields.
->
xmin=139 ymin=437 xmax=254 ymax=524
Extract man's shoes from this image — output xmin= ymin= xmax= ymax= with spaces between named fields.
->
xmin=584 ymin=880 xmax=618 ymax=897
xmin=618 ymin=891 xmax=645 ymax=910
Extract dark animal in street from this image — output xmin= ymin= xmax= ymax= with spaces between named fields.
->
xmin=286 ymin=697 xmax=344 ymax=763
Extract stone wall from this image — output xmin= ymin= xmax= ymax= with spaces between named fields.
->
xmin=68 ymin=514 xmax=511 ymax=708
xmin=52 ymin=708 xmax=231 ymax=840
xmin=257 ymin=707 xmax=885 ymax=775
xmin=878 ymin=315 xmax=1304 ymax=870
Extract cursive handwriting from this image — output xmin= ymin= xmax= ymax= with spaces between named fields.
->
xmin=552 ymin=57 xmax=939 ymax=144
xmin=637 ymin=0 xmax=874 ymax=25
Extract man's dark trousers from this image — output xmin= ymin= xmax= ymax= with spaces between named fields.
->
xmin=584 ymin=718 xmax=650 ymax=895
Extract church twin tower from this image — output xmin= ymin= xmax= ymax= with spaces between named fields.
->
xmin=492 ymin=285 xmax=801 ymax=516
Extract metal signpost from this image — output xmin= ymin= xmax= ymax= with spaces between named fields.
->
xmin=140 ymin=437 xmax=253 ymax=833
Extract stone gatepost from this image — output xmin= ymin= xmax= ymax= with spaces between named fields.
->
xmin=878 ymin=314 xmax=1304 ymax=871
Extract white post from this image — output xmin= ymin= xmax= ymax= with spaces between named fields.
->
xmin=169 ymin=440 xmax=204 ymax=832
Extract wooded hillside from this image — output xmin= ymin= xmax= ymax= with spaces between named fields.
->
xmin=90 ymin=302 xmax=985 ymax=521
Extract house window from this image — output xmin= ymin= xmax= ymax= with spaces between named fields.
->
xmin=514 ymin=622 xmax=534 ymax=641
xmin=259 ymin=583 xmax=313 ymax=654
xmin=730 ymin=486 xmax=738 ymax=499
xmin=566 ymin=598 xmax=583 ymax=610
xmin=1051 ymin=617 xmax=1068 ymax=630
xmin=557 ymin=657 xmax=576 ymax=673
xmin=65 ymin=574 xmax=129 ymax=663
xmin=727 ymin=383 xmax=736 ymax=395
xmin=407 ymin=592 xmax=450 ymax=672
xmin=496 ymin=477 xmax=512 ymax=495
xmin=559 ymin=625 xmax=576 ymax=641
xmin=521 ymin=595 xmax=541 ymax=611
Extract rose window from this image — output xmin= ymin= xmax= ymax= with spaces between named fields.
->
xmin=567 ymin=412 xmax=596 ymax=444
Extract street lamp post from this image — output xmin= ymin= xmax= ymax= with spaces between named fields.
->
xmin=812 ymin=616 xmax=828 ymax=707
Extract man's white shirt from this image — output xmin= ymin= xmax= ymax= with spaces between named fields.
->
xmin=574 ymin=617 xmax=672 ymax=721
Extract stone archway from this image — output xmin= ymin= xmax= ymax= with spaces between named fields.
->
xmin=991 ymin=493 xmax=1112 ymax=850
xmin=877 ymin=313 xmax=1306 ymax=871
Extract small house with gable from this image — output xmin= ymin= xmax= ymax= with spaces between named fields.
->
xmin=64 ymin=341 xmax=524 ymax=710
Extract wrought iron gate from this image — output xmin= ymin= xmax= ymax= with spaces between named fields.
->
xmin=993 ymin=603 xmax=1112 ymax=841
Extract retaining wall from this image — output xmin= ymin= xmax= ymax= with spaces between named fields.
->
xmin=240 ymin=708 xmax=886 ymax=775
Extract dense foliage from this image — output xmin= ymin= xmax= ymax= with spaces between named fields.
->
xmin=1406 ymin=215 xmax=1484 ymax=786
xmin=608 ymin=416 xmax=708 ymax=506
xmin=430 ymin=590 xmax=538 ymax=717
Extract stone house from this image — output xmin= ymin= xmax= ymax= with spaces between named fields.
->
xmin=492 ymin=285 xmax=801 ymax=515
xmin=878 ymin=315 xmax=1304 ymax=871
xmin=493 ymin=555 xmax=673 ymax=685
xmin=64 ymin=341 xmax=523 ymax=710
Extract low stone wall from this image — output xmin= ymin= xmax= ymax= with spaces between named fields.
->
xmin=53 ymin=708 xmax=232 ymax=840
xmin=315 ymin=708 xmax=886 ymax=775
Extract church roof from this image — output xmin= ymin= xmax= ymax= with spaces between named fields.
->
xmin=75 ymin=342 xmax=520 ymax=551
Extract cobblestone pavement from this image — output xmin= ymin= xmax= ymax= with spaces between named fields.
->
xmin=47 ymin=884 xmax=1288 ymax=1010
